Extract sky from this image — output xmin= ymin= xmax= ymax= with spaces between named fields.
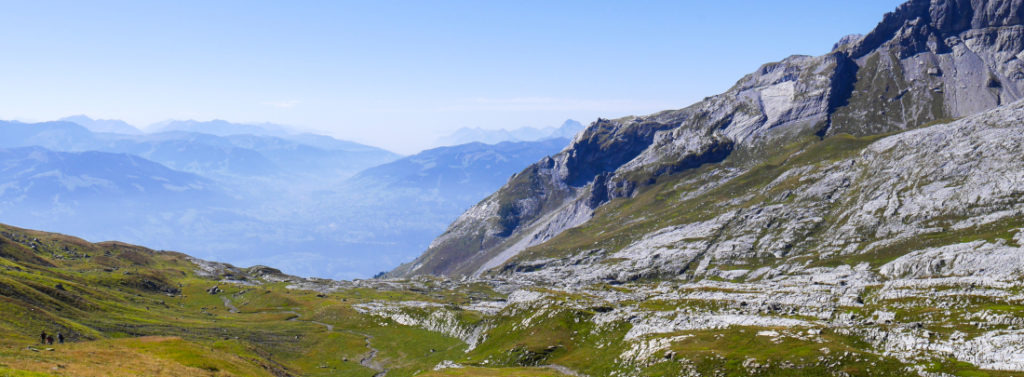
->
xmin=0 ymin=0 xmax=906 ymax=154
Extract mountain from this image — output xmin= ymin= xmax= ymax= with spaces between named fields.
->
xmin=147 ymin=119 xmax=296 ymax=137
xmin=0 ymin=146 xmax=212 ymax=200
xmin=0 ymin=118 xmax=572 ymax=279
xmin=260 ymin=138 xmax=571 ymax=278
xmin=393 ymin=0 xmax=1024 ymax=278
xmin=436 ymin=119 xmax=584 ymax=146
xmin=0 ymin=120 xmax=403 ymax=279
xmin=0 ymin=120 xmax=399 ymax=179
xmin=0 ymin=120 xmax=101 ymax=151
xmin=349 ymin=138 xmax=571 ymax=195
xmin=61 ymin=115 xmax=142 ymax=134
xmin=0 ymin=146 xmax=232 ymax=244
xmin=547 ymin=119 xmax=585 ymax=139
xmin=344 ymin=1 xmax=1024 ymax=373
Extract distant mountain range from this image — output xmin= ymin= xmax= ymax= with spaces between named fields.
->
xmin=435 ymin=119 xmax=583 ymax=146
xmin=0 ymin=146 xmax=213 ymax=201
xmin=251 ymin=137 xmax=572 ymax=278
xmin=0 ymin=116 xmax=569 ymax=279
xmin=0 ymin=119 xmax=399 ymax=180
xmin=0 ymin=145 xmax=236 ymax=251
xmin=147 ymin=119 xmax=296 ymax=138
xmin=60 ymin=115 xmax=143 ymax=134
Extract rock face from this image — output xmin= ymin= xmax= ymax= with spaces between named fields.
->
xmin=390 ymin=0 xmax=1024 ymax=279
xmin=487 ymin=100 xmax=1024 ymax=286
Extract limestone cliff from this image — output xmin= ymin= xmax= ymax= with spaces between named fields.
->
xmin=390 ymin=0 xmax=1024 ymax=278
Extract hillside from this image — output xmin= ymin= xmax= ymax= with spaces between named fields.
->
xmin=4 ymin=221 xmax=1013 ymax=377
xmin=0 ymin=223 xmax=575 ymax=377
xmin=4 ymin=208 xmax=1024 ymax=376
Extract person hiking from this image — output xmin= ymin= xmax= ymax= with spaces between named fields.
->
xmin=57 ymin=333 xmax=64 ymax=344
xmin=40 ymin=331 xmax=46 ymax=344
xmin=46 ymin=335 xmax=53 ymax=345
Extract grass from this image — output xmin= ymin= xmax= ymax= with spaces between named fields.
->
xmin=415 ymin=366 xmax=571 ymax=376
xmin=0 ymin=336 xmax=273 ymax=377
xmin=655 ymin=327 xmax=916 ymax=376
xmin=0 ymin=223 xmax=476 ymax=377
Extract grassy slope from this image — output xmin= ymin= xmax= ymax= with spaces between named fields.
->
xmin=0 ymin=224 xmax=565 ymax=377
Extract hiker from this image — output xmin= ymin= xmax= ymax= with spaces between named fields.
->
xmin=46 ymin=335 xmax=53 ymax=345
xmin=40 ymin=331 xmax=47 ymax=344
xmin=57 ymin=333 xmax=64 ymax=344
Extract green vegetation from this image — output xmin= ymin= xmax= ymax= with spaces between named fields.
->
xmin=417 ymin=366 xmax=570 ymax=376
xmin=0 ymin=223 xmax=564 ymax=377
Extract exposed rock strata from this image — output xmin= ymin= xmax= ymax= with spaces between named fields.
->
xmin=392 ymin=0 xmax=1024 ymax=278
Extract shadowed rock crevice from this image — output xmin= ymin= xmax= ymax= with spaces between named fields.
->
xmin=820 ymin=52 xmax=861 ymax=138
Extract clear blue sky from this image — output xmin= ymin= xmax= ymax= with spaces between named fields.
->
xmin=0 ymin=0 xmax=904 ymax=154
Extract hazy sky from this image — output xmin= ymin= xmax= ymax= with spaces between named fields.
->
xmin=0 ymin=0 xmax=904 ymax=154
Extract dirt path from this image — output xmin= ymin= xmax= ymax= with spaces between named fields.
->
xmin=357 ymin=334 xmax=386 ymax=377
xmin=275 ymin=306 xmax=384 ymax=376
xmin=543 ymin=364 xmax=587 ymax=377
xmin=309 ymin=320 xmax=334 ymax=332
xmin=221 ymin=296 xmax=239 ymax=313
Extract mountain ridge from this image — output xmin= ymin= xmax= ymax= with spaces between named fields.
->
xmin=60 ymin=115 xmax=142 ymax=135
xmin=435 ymin=119 xmax=584 ymax=146
xmin=391 ymin=0 xmax=1024 ymax=279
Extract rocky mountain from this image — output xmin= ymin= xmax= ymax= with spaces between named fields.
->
xmin=348 ymin=101 xmax=1024 ymax=376
xmin=393 ymin=0 xmax=1024 ymax=278
xmin=341 ymin=1 xmax=1024 ymax=373
xmin=436 ymin=119 xmax=584 ymax=146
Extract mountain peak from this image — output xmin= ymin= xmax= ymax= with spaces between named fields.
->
xmin=832 ymin=34 xmax=864 ymax=51
xmin=436 ymin=119 xmax=585 ymax=146
xmin=60 ymin=115 xmax=141 ymax=135
xmin=847 ymin=0 xmax=1024 ymax=58
xmin=397 ymin=0 xmax=1024 ymax=279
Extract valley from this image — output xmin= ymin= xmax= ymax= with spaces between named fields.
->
xmin=4 ymin=0 xmax=1024 ymax=376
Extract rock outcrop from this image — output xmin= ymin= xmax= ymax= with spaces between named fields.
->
xmin=489 ymin=100 xmax=1024 ymax=285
